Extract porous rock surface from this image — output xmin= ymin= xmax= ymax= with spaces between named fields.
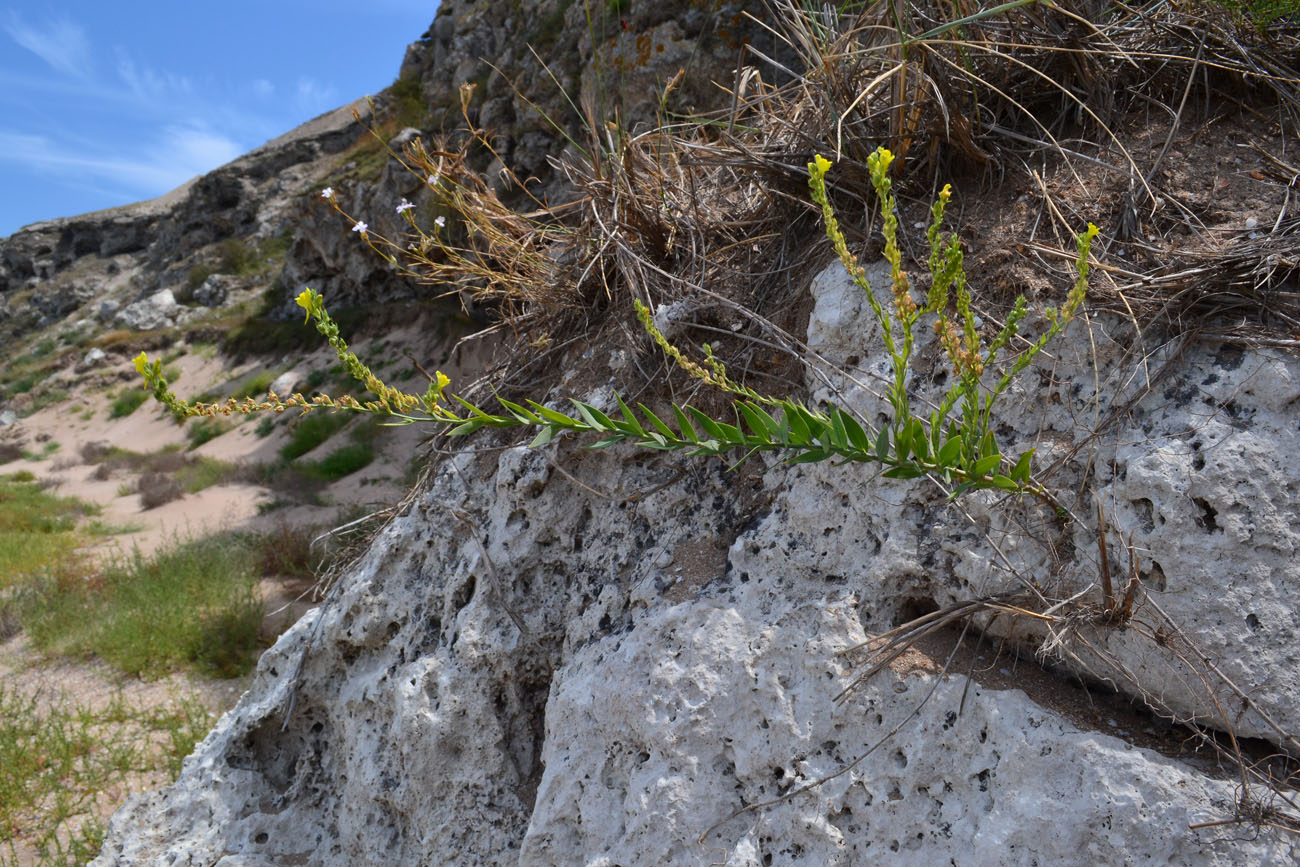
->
xmin=95 ymin=262 xmax=1298 ymax=865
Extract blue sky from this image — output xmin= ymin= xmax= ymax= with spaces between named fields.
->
xmin=0 ymin=2 xmax=439 ymax=237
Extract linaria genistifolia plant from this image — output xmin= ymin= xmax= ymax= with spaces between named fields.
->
xmin=137 ymin=146 xmax=1098 ymax=510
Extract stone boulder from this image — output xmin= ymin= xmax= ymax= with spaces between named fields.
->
xmin=193 ymin=274 xmax=235 ymax=308
xmin=93 ymin=261 xmax=1299 ymax=865
xmin=115 ymin=290 xmax=183 ymax=331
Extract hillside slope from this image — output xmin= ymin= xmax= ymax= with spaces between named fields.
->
xmin=7 ymin=0 xmax=1295 ymax=864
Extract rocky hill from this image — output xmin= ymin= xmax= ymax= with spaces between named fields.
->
xmin=4 ymin=1 xmax=1298 ymax=865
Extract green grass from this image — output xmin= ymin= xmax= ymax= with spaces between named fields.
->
xmin=185 ymin=417 xmax=229 ymax=449
xmin=232 ymin=369 xmax=278 ymax=400
xmin=0 ymin=685 xmax=213 ymax=866
xmin=17 ymin=533 xmax=265 ymax=679
xmin=280 ymin=412 xmax=351 ymax=460
xmin=22 ymin=442 xmax=60 ymax=461
xmin=108 ymin=388 xmax=149 ymax=419
xmin=300 ymin=442 xmax=375 ymax=482
xmin=0 ymin=476 xmax=96 ymax=592
xmin=174 ymin=456 xmax=240 ymax=493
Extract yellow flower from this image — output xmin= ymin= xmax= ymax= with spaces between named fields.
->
xmin=134 ymin=352 xmax=150 ymax=377
xmin=295 ymin=288 xmax=318 ymax=323
xmin=810 ymin=154 xmax=833 ymax=178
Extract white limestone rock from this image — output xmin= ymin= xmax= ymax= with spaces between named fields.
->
xmin=94 ymin=262 xmax=1300 ymax=864
xmin=115 ymin=289 xmax=184 ymax=331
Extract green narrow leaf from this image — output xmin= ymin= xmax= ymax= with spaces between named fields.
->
xmin=972 ymin=453 xmax=1002 ymax=477
xmin=527 ymin=400 xmax=583 ymax=427
xmin=788 ymin=449 xmax=830 ymax=465
xmin=615 ymin=394 xmax=646 ymax=437
xmin=587 ymin=435 xmax=626 ymax=449
xmin=529 ymin=426 xmax=559 ymax=448
xmin=989 ymin=474 xmax=1020 ymax=492
xmin=686 ymin=406 xmax=727 ymax=442
xmin=937 ymin=436 xmax=963 ymax=467
xmin=637 ymin=438 xmax=676 ymax=451
xmin=1010 ymin=448 xmax=1034 ymax=483
xmin=882 ymin=464 xmax=926 ymax=479
xmin=571 ymin=400 xmax=616 ymax=431
xmin=894 ymin=423 xmax=913 ymax=461
xmin=784 ymin=405 xmax=812 ymax=445
xmin=638 ymin=403 xmax=677 ymax=440
xmin=980 ymin=431 xmax=998 ymax=459
xmin=737 ymin=402 xmax=778 ymax=440
xmin=829 ymin=407 xmax=848 ymax=449
xmin=841 ymin=412 xmax=870 ymax=453
xmin=496 ymin=397 xmax=542 ymax=424
xmin=448 ymin=418 xmax=487 ymax=436
xmin=673 ymin=404 xmax=700 ymax=442
xmin=453 ymin=394 xmax=501 ymax=420
xmin=911 ymin=422 xmax=930 ymax=462
xmin=875 ymin=426 xmax=890 ymax=460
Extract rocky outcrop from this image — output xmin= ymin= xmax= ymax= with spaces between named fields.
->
xmin=93 ymin=261 xmax=1299 ymax=865
xmin=0 ymin=98 xmax=374 ymax=336
xmin=1 ymin=1 xmax=778 ymax=337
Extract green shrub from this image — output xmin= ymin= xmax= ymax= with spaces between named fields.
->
xmin=232 ymin=369 xmax=278 ymax=400
xmin=16 ymin=533 xmax=264 ymax=678
xmin=185 ymin=418 xmax=229 ymax=450
xmin=300 ymin=442 xmax=375 ymax=482
xmin=186 ymin=263 xmax=216 ymax=291
xmin=109 ymin=388 xmax=149 ymax=419
xmin=280 ymin=412 xmax=350 ymax=460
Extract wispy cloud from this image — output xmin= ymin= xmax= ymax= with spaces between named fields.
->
xmin=3 ymin=12 xmax=92 ymax=79
xmin=114 ymin=47 xmax=193 ymax=100
xmin=0 ymin=124 xmax=243 ymax=204
xmin=295 ymin=77 xmax=336 ymax=115
xmin=251 ymin=78 xmax=274 ymax=98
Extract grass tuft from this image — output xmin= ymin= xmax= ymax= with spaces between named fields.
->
xmin=108 ymin=388 xmax=149 ymax=419
xmin=16 ymin=533 xmax=265 ymax=679
xmin=280 ymin=412 xmax=351 ymax=460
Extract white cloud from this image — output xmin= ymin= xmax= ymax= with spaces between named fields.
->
xmin=0 ymin=124 xmax=244 ymax=202
xmin=295 ymin=76 xmax=337 ymax=114
xmin=251 ymin=78 xmax=274 ymax=98
xmin=3 ymin=12 xmax=92 ymax=79
xmin=114 ymin=47 xmax=192 ymax=100
xmin=160 ymin=126 xmax=242 ymax=173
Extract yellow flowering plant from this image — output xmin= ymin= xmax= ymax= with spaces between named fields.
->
xmin=135 ymin=147 xmax=1098 ymax=509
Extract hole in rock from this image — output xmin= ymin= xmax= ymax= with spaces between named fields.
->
xmin=1140 ymin=560 xmax=1167 ymax=592
xmin=1193 ymin=498 xmax=1219 ymax=533
xmin=894 ymin=595 xmax=939 ymax=627
xmin=1131 ymin=498 xmax=1155 ymax=533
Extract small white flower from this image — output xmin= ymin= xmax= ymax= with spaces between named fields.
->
xmin=321 ymin=187 xmax=334 ymax=199
xmin=427 ymin=172 xmax=440 ymax=186
xmin=396 ymin=199 xmax=414 ymax=214
xmin=351 ymin=221 xmax=368 ymax=234
xmin=434 ymin=216 xmax=446 ymax=229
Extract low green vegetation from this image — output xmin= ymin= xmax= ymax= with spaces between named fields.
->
xmin=108 ymin=387 xmax=149 ymax=419
xmin=0 ymin=686 xmax=213 ymax=867
xmin=184 ymin=417 xmax=229 ymax=449
xmin=22 ymin=442 xmax=60 ymax=462
xmin=0 ymin=474 xmax=95 ymax=592
xmin=16 ymin=533 xmax=264 ymax=678
xmin=280 ymin=412 xmax=351 ymax=459
xmin=231 ymin=369 xmax=279 ymax=401
xmin=300 ymin=442 xmax=375 ymax=482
